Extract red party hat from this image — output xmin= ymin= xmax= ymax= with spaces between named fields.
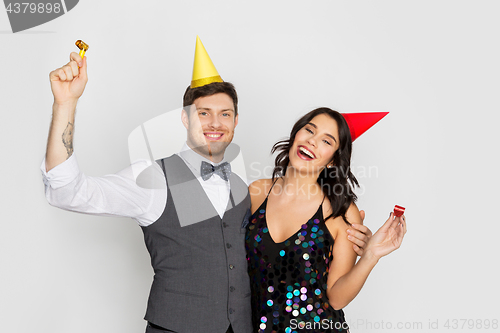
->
xmin=341 ymin=112 xmax=389 ymax=141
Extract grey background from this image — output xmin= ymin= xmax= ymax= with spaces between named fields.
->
xmin=1 ymin=1 xmax=499 ymax=332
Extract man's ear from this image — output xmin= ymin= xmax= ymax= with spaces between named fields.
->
xmin=234 ymin=114 xmax=239 ymax=128
xmin=181 ymin=108 xmax=189 ymax=130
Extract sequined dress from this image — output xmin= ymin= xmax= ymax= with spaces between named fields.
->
xmin=245 ymin=196 xmax=348 ymax=333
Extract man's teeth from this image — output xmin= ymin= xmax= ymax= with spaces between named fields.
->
xmin=205 ymin=133 xmax=222 ymax=138
xmin=299 ymin=146 xmax=315 ymax=159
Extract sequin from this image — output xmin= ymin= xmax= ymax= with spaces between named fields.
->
xmin=245 ymin=197 xmax=348 ymax=332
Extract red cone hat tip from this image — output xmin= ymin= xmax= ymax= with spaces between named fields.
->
xmin=341 ymin=112 xmax=389 ymax=142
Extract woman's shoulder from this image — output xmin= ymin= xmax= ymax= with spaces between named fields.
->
xmin=248 ymin=178 xmax=274 ymax=213
xmin=324 ymin=201 xmax=362 ymax=238
xmin=249 ymin=178 xmax=274 ymax=194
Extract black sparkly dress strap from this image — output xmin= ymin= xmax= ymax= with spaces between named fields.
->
xmin=320 ymin=194 xmax=327 ymax=205
xmin=266 ymin=177 xmax=280 ymax=198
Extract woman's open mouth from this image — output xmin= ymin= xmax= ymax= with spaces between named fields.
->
xmin=297 ymin=145 xmax=316 ymax=160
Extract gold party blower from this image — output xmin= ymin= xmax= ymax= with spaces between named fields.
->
xmin=75 ymin=40 xmax=89 ymax=58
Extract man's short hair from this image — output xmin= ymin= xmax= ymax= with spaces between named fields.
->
xmin=183 ymin=82 xmax=238 ymax=116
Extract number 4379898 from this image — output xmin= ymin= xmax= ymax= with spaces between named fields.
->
xmin=6 ymin=2 xmax=62 ymax=14
xmin=444 ymin=319 xmax=498 ymax=329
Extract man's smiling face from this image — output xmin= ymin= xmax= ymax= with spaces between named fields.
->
xmin=182 ymin=92 xmax=238 ymax=163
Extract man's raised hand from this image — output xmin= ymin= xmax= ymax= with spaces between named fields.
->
xmin=49 ymin=52 xmax=88 ymax=105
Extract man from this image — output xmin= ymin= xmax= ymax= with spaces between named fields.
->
xmin=42 ymin=37 xmax=372 ymax=332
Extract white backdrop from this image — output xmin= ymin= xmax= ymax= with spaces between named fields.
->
xmin=1 ymin=1 xmax=499 ymax=332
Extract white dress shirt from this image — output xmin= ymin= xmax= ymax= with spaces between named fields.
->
xmin=40 ymin=143 xmax=231 ymax=227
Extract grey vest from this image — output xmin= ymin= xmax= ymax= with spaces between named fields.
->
xmin=141 ymin=154 xmax=252 ymax=333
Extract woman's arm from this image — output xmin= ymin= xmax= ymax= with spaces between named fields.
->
xmin=325 ymin=205 xmax=407 ymax=310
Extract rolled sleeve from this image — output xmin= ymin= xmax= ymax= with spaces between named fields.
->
xmin=41 ymin=154 xmax=80 ymax=189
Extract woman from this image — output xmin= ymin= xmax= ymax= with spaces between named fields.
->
xmin=245 ymin=108 xmax=406 ymax=332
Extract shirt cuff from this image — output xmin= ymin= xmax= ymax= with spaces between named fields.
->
xmin=40 ymin=154 xmax=80 ymax=189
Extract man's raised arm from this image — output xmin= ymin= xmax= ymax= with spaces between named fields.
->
xmin=42 ymin=52 xmax=166 ymax=226
xmin=45 ymin=52 xmax=88 ymax=172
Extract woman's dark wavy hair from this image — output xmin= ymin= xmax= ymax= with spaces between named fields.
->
xmin=271 ymin=107 xmax=359 ymax=225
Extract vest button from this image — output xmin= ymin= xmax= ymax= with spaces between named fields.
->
xmin=223 ymin=222 xmax=228 ymax=228
xmin=226 ymin=243 xmax=232 ymax=249
xmin=229 ymin=264 xmax=234 ymax=270
xmin=230 ymin=286 xmax=235 ymax=292
xmin=229 ymin=308 xmax=235 ymax=314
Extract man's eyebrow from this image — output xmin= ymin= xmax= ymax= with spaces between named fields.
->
xmin=196 ymin=108 xmax=234 ymax=112
xmin=307 ymin=122 xmax=337 ymax=143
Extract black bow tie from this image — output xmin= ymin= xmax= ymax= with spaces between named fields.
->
xmin=200 ymin=161 xmax=231 ymax=181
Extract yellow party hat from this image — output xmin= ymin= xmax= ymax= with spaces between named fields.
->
xmin=191 ymin=36 xmax=223 ymax=88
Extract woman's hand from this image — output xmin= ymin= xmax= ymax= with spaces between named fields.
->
xmin=363 ymin=212 xmax=407 ymax=260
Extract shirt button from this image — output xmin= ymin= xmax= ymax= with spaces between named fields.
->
xmin=226 ymin=243 xmax=232 ymax=249
xmin=229 ymin=264 xmax=234 ymax=270
xmin=230 ymin=286 xmax=235 ymax=292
